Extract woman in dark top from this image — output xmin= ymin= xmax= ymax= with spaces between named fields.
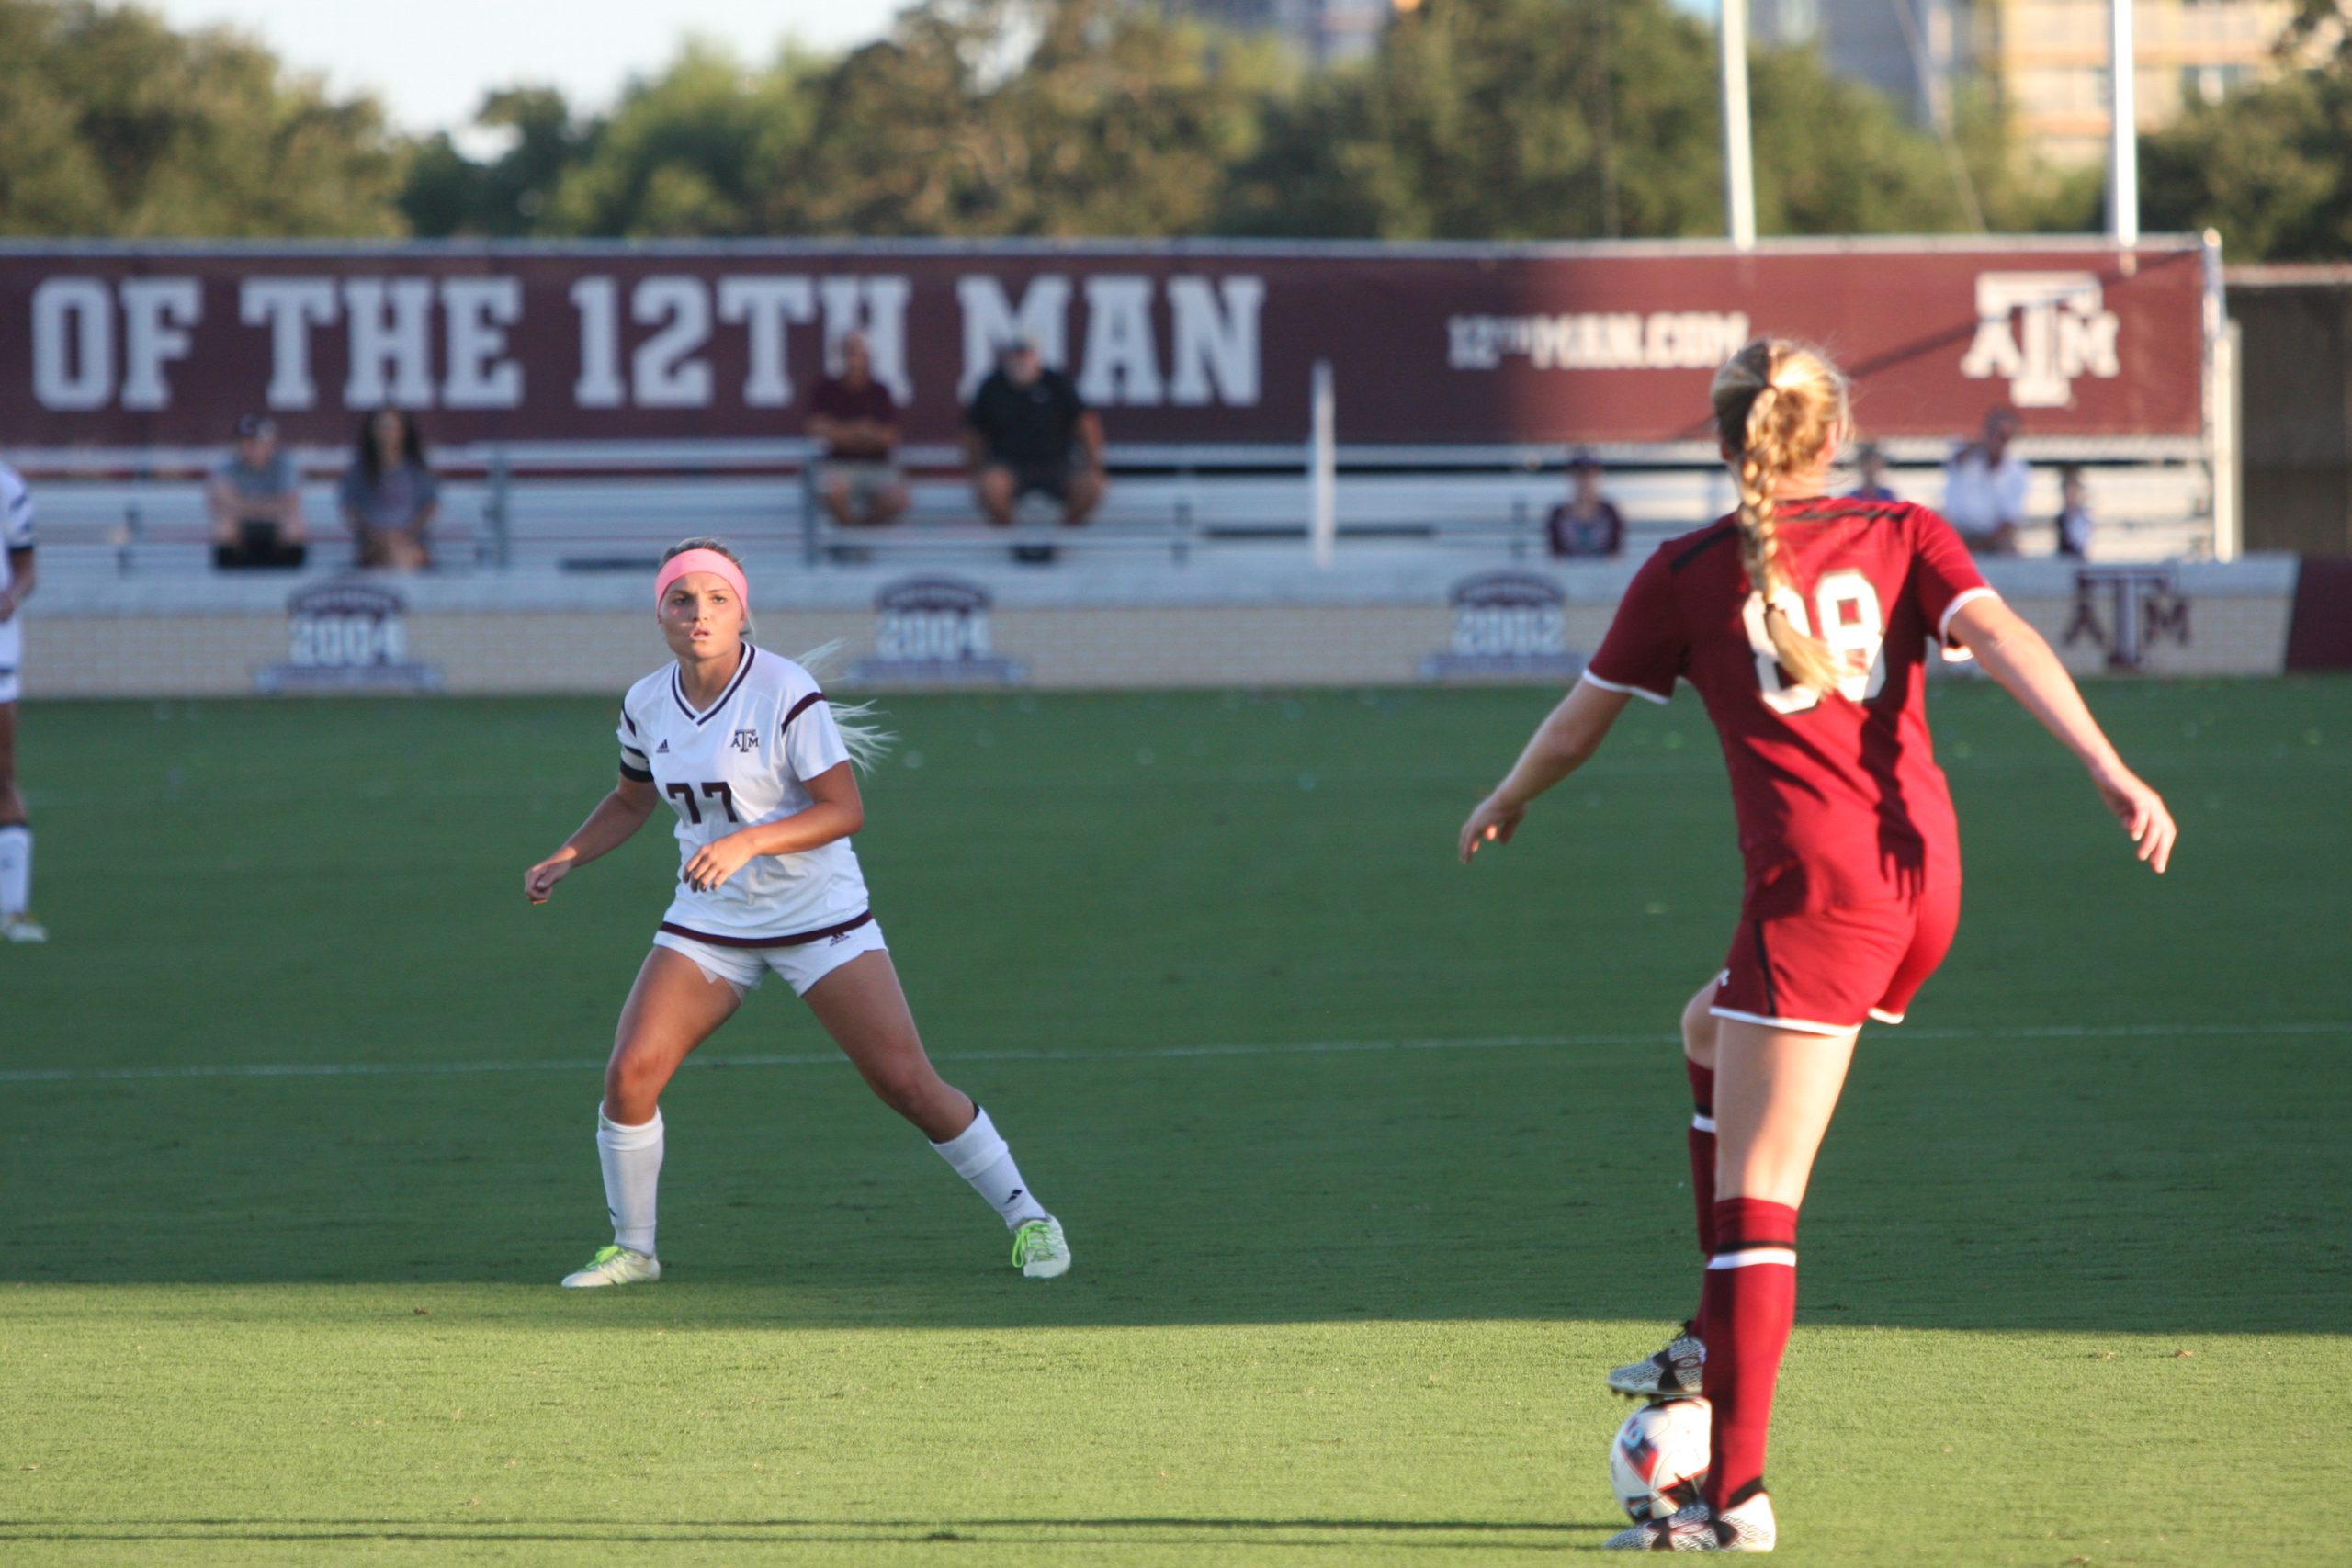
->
xmin=339 ymin=408 xmax=439 ymax=570
xmin=1546 ymin=454 xmax=1625 ymax=558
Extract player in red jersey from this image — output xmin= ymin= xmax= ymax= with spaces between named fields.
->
xmin=1459 ymin=340 xmax=2176 ymax=1551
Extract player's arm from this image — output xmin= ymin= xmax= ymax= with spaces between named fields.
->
xmin=0 ymin=547 xmax=33 ymax=623
xmin=680 ymin=762 xmax=864 ymax=894
xmin=1948 ymin=595 xmax=2176 ymax=874
xmin=1459 ymin=680 xmax=1634 ymax=863
xmin=525 ymin=773 xmax=662 ymax=903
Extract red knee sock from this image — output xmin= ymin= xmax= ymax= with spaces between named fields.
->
xmin=1702 ymin=1197 xmax=1798 ymax=1514
xmin=1685 ymin=1057 xmax=1716 ymax=1332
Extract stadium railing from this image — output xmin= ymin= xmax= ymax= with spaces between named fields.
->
xmin=15 ymin=441 xmax=2215 ymax=578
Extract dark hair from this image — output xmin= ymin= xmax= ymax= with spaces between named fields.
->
xmin=354 ymin=407 xmax=427 ymax=485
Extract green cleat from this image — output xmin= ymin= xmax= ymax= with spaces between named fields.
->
xmin=1011 ymin=1216 xmax=1070 ymax=1279
xmin=561 ymin=1244 xmax=660 ymax=1288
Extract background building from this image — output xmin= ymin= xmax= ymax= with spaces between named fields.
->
xmin=1159 ymin=0 xmax=1414 ymax=66
xmin=1753 ymin=0 xmax=2297 ymax=161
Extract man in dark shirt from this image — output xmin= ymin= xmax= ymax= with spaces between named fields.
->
xmin=963 ymin=337 xmax=1107 ymax=532
xmin=808 ymin=332 xmax=909 ymax=527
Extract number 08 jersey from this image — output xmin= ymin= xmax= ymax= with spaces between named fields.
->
xmin=1584 ymin=498 xmax=1996 ymax=919
xmin=617 ymin=644 xmax=870 ymax=945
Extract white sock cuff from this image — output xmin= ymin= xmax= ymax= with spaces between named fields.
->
xmin=930 ymin=1106 xmax=1008 ymax=1180
xmin=597 ymin=1107 xmax=663 ymax=1148
xmin=0 ymin=824 xmax=27 ymax=841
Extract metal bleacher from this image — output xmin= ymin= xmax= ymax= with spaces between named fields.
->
xmin=17 ymin=438 xmax=2216 ymax=581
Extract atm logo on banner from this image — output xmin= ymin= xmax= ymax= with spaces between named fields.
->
xmin=1961 ymin=272 xmax=2122 ymax=409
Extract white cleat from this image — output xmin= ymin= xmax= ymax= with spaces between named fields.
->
xmin=2 ymin=913 xmax=48 ymax=943
xmin=1011 ymin=1216 xmax=1070 ymax=1279
xmin=561 ymin=1244 xmax=660 ymax=1288
xmin=1604 ymin=1492 xmax=1777 ymax=1551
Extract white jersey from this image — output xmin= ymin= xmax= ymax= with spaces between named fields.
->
xmin=0 ymin=463 xmax=31 ymax=594
xmin=0 ymin=463 xmax=31 ymax=697
xmin=618 ymin=643 xmax=870 ymax=946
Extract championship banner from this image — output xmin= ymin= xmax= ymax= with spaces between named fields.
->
xmin=0 ymin=239 xmax=2208 ymax=451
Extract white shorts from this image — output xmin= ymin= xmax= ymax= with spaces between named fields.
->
xmin=652 ymin=918 xmax=888 ymax=998
xmin=0 ymin=617 xmax=19 ymax=705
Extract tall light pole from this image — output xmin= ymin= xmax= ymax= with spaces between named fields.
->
xmin=2108 ymin=0 xmax=2140 ymax=245
xmin=1721 ymin=0 xmax=1757 ymax=249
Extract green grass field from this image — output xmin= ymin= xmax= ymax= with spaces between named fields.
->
xmin=4 ymin=677 xmax=2348 ymax=1565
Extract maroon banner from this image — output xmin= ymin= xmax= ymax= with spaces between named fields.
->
xmin=0 ymin=240 xmax=2207 ymax=450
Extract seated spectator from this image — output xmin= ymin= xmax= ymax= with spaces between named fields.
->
xmin=1848 ymin=441 xmax=1898 ymax=503
xmin=339 ymin=408 xmax=438 ymax=571
xmin=2054 ymin=464 xmax=2094 ymax=558
xmin=1545 ymin=452 xmax=1623 ymax=558
xmin=1943 ymin=408 xmax=2027 ymax=555
xmin=809 ymin=332 xmax=909 ymax=528
xmin=208 ymin=414 xmax=307 ymax=570
xmin=964 ymin=336 xmax=1105 ymax=559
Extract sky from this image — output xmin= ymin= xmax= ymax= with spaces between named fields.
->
xmin=147 ymin=0 xmax=912 ymax=137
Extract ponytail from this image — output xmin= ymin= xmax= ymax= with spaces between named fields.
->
xmin=790 ymin=638 xmax=896 ymax=773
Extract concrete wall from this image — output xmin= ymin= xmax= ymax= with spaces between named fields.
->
xmin=14 ymin=555 xmax=2303 ymax=700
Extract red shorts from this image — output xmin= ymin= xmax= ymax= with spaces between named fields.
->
xmin=1711 ymin=884 xmax=1961 ymax=1036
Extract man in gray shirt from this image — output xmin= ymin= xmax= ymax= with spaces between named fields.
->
xmin=207 ymin=414 xmax=308 ymax=569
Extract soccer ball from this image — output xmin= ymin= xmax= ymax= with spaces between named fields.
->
xmin=1608 ymin=1397 xmax=1711 ymax=1521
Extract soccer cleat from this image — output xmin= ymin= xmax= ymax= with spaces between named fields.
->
xmin=560 ymin=1244 xmax=660 ymax=1288
xmin=1 ymin=913 xmax=47 ymax=943
xmin=1610 ymin=1323 xmax=1705 ymax=1400
xmin=1011 ymin=1216 xmax=1070 ymax=1279
xmin=1603 ymin=1492 xmax=1776 ymax=1551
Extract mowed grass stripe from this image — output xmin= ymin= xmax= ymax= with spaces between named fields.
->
xmin=2 ymin=1017 xmax=2342 ymax=1085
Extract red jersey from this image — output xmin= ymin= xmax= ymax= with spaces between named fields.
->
xmin=1584 ymin=497 xmax=1996 ymax=919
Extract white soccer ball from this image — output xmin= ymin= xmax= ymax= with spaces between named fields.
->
xmin=1608 ymin=1397 xmax=1712 ymax=1522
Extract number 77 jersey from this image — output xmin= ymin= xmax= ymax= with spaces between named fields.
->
xmin=617 ymin=644 xmax=871 ymax=946
xmin=1582 ymin=498 xmax=1997 ymax=921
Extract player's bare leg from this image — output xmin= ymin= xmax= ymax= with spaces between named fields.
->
xmin=563 ymin=946 xmax=741 ymax=1287
xmin=0 ymin=704 xmax=39 ymax=943
xmin=805 ymin=950 xmax=1068 ymax=1275
xmin=800 ymin=949 xmax=972 ymax=1139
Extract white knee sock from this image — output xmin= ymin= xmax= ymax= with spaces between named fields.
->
xmin=0 ymin=826 xmax=28 ymax=918
xmin=596 ymin=1107 xmax=663 ymax=1258
xmin=931 ymin=1106 xmax=1048 ymax=1229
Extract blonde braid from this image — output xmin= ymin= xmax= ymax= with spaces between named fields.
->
xmin=1713 ymin=343 xmax=1849 ymax=698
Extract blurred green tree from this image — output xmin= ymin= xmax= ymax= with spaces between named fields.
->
xmin=0 ymin=0 xmax=403 ymax=236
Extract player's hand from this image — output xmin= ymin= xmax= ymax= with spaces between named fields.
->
xmin=1458 ymin=795 xmax=1526 ymax=864
xmin=525 ymin=851 xmax=575 ymax=905
xmin=2088 ymin=761 xmax=2177 ymax=874
xmin=681 ymin=831 xmax=758 ymax=894
xmin=0 ymin=592 xmax=15 ymax=625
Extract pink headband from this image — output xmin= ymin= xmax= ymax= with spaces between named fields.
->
xmin=655 ymin=549 xmax=749 ymax=609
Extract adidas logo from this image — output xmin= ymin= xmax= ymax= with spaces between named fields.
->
xmin=656 ymin=739 xmax=671 ymax=753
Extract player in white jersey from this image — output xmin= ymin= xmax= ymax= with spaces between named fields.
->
xmin=0 ymin=461 xmax=42 ymax=942
xmin=524 ymin=538 xmax=1069 ymax=1286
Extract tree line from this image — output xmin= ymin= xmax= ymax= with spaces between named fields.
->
xmin=2 ymin=0 xmax=2345 ymax=261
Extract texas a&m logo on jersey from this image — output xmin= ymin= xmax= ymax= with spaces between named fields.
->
xmin=729 ymin=726 xmax=761 ymax=754
xmin=1960 ymin=273 xmax=2121 ymax=409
